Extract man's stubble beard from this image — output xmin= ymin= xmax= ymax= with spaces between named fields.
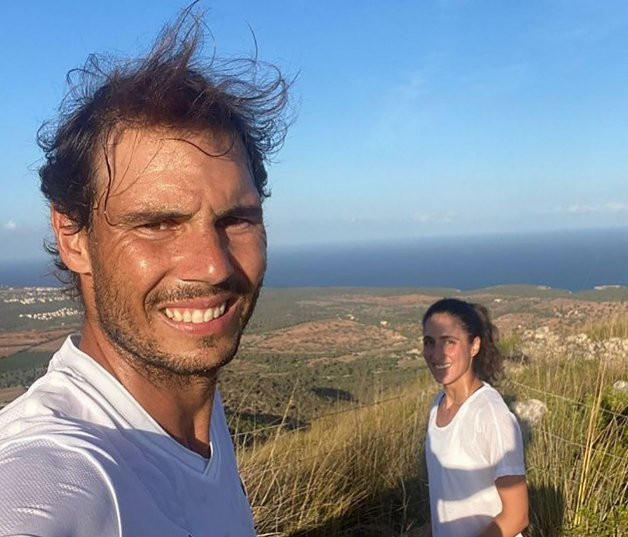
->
xmin=89 ymin=257 xmax=263 ymax=383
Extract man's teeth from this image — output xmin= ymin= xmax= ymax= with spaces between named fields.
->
xmin=434 ymin=364 xmax=450 ymax=370
xmin=163 ymin=303 xmax=227 ymax=323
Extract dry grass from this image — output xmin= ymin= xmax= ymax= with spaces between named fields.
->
xmin=238 ymin=378 xmax=434 ymax=536
xmin=585 ymin=314 xmax=628 ymax=340
xmin=513 ymin=356 xmax=628 ymax=536
xmin=236 ymin=329 xmax=628 ymax=536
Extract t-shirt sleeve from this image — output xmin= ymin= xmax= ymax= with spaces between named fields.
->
xmin=0 ymin=439 xmax=120 ymax=537
xmin=481 ymin=400 xmax=526 ymax=480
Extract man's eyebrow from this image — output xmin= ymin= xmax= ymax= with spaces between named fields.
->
xmin=113 ymin=205 xmax=263 ymax=225
xmin=217 ymin=205 xmax=264 ymax=220
xmin=116 ymin=210 xmax=190 ymax=225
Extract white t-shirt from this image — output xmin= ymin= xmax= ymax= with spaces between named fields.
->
xmin=0 ymin=336 xmax=256 ymax=537
xmin=425 ymin=383 xmax=525 ymax=537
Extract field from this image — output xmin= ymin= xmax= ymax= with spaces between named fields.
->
xmin=0 ymin=284 xmax=626 ymax=535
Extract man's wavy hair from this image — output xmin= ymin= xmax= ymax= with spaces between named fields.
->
xmin=38 ymin=7 xmax=291 ymax=297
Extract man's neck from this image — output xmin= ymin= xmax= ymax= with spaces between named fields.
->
xmin=79 ymin=322 xmax=218 ymax=458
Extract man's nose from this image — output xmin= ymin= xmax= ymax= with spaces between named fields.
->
xmin=175 ymin=227 xmax=234 ymax=284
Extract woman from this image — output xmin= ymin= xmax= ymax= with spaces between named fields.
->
xmin=422 ymin=298 xmax=528 ymax=537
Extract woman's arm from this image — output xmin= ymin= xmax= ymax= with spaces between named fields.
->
xmin=476 ymin=475 xmax=529 ymax=537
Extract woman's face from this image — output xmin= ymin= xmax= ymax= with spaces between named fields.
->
xmin=422 ymin=312 xmax=480 ymax=388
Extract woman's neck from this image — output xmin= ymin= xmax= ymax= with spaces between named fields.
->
xmin=442 ymin=376 xmax=484 ymax=408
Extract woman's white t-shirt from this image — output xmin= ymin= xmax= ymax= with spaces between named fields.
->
xmin=425 ymin=383 xmax=525 ymax=537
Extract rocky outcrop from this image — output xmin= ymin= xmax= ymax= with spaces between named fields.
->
xmin=520 ymin=327 xmax=628 ymax=362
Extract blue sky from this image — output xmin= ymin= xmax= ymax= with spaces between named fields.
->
xmin=1 ymin=0 xmax=627 ymax=262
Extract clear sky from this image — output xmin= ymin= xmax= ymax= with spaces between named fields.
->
xmin=1 ymin=0 xmax=627 ymax=262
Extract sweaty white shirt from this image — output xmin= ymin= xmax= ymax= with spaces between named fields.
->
xmin=425 ymin=383 xmax=525 ymax=537
xmin=0 ymin=336 xmax=256 ymax=537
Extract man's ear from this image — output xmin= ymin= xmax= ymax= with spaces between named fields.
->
xmin=50 ymin=207 xmax=92 ymax=275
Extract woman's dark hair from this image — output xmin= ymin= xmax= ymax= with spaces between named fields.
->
xmin=422 ymin=298 xmax=503 ymax=384
xmin=38 ymin=5 xmax=292 ymax=296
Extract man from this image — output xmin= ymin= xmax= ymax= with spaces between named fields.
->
xmin=0 ymin=11 xmax=289 ymax=536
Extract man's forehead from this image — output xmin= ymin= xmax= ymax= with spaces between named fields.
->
xmin=92 ymin=125 xmax=250 ymax=195
xmin=105 ymin=126 xmax=243 ymax=166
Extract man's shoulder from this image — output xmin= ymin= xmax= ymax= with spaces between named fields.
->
xmin=0 ymin=436 xmax=121 ymax=536
xmin=0 ymin=412 xmax=160 ymax=536
xmin=0 ymin=362 xmax=94 ymax=442
xmin=0 ymin=393 xmax=123 ymax=486
xmin=0 ymin=433 xmax=113 ymax=478
xmin=0 ymin=348 xmax=134 ymax=480
xmin=0 ymin=335 xmax=138 ymax=444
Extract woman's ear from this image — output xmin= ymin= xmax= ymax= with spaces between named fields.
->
xmin=50 ymin=207 xmax=92 ymax=275
xmin=471 ymin=336 xmax=481 ymax=358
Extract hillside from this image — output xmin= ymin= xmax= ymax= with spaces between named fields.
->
xmin=0 ymin=285 xmax=626 ymax=535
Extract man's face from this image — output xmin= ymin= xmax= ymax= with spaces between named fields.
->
xmin=83 ymin=126 xmax=266 ymax=376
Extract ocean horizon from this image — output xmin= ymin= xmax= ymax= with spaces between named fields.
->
xmin=1 ymin=227 xmax=627 ymax=292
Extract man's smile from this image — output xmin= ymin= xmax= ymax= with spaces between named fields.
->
xmin=163 ymin=302 xmax=227 ymax=323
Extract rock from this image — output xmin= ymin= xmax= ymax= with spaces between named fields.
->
xmin=511 ymin=398 xmax=548 ymax=441
xmin=612 ymin=380 xmax=628 ymax=393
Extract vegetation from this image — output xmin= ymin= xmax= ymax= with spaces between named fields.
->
xmin=0 ymin=351 xmax=53 ymax=374
xmin=585 ymin=314 xmax=628 ymax=341
xmin=234 ymin=315 xmax=627 ymax=536
xmin=510 ymin=358 xmax=627 ymax=536
xmin=237 ymin=374 xmax=434 ymax=536
xmin=0 ymin=366 xmax=47 ymax=390
xmin=497 ymin=332 xmax=524 ymax=360
xmin=1 ymin=286 xmax=626 ymax=534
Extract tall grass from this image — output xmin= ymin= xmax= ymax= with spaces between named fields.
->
xmin=237 ymin=374 xmax=434 ymax=536
xmin=585 ymin=314 xmax=628 ymax=340
xmin=511 ymin=356 xmax=627 ymax=536
xmin=236 ymin=337 xmax=627 ymax=536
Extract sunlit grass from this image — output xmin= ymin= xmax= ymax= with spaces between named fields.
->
xmin=238 ymin=375 xmax=434 ymax=536
xmin=237 ymin=340 xmax=628 ymax=536
xmin=585 ymin=314 xmax=628 ymax=340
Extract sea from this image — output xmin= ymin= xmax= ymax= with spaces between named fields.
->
xmin=1 ymin=227 xmax=627 ymax=292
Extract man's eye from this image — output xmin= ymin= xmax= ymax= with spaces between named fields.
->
xmin=141 ymin=220 xmax=177 ymax=231
xmin=220 ymin=216 xmax=253 ymax=228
